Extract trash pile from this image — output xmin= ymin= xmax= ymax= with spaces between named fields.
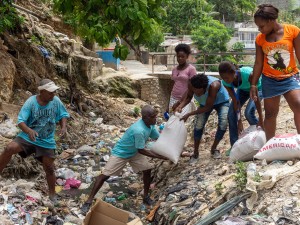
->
xmin=1 ymin=96 xmax=300 ymax=225
xmin=0 ymin=106 xmax=161 ymax=224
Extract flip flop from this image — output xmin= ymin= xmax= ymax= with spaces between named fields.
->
xmin=212 ymin=150 xmax=221 ymax=159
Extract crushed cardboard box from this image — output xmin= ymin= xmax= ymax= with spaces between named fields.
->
xmin=83 ymin=200 xmax=143 ymax=225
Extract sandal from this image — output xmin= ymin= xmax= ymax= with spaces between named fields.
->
xmin=212 ymin=150 xmax=221 ymax=159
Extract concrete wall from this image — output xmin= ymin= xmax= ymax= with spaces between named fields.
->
xmin=137 ymin=75 xmax=173 ymax=111
xmin=71 ymin=54 xmax=103 ymax=86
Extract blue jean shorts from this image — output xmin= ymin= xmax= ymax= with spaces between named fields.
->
xmin=262 ymin=73 xmax=300 ymax=99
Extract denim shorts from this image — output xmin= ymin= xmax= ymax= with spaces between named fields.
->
xmin=262 ymin=73 xmax=300 ymax=99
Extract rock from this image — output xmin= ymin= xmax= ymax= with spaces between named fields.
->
xmin=0 ymin=39 xmax=8 ymax=51
xmin=129 ymin=183 xmax=141 ymax=190
xmin=206 ymin=186 xmax=214 ymax=195
xmin=287 ymin=161 xmax=294 ymax=166
xmin=89 ymin=112 xmax=96 ymax=117
xmin=124 ymin=98 xmax=135 ymax=104
xmin=290 ymin=185 xmax=299 ymax=195
xmin=218 ymin=165 xmax=229 ymax=176
xmin=94 ymin=117 xmax=103 ymax=125
xmin=77 ymin=145 xmax=96 ymax=154
xmin=0 ymin=51 xmax=15 ymax=101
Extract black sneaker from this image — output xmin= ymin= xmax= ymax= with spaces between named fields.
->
xmin=143 ymin=196 xmax=154 ymax=206
xmin=81 ymin=202 xmax=92 ymax=215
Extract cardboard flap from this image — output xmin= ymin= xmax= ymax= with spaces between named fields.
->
xmin=127 ymin=218 xmax=143 ymax=225
xmin=83 ymin=200 xmax=132 ymax=225
xmin=89 ymin=210 xmax=126 ymax=225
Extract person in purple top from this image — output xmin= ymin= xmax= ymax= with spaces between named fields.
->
xmin=167 ymin=44 xmax=197 ymax=116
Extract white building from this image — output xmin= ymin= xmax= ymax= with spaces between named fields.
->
xmin=237 ymin=27 xmax=259 ymax=49
xmin=228 ymin=22 xmax=259 ymax=50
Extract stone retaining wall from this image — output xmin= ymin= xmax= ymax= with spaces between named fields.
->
xmin=137 ymin=75 xmax=173 ymax=111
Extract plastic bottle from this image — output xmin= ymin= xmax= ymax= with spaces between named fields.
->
xmin=86 ymin=175 xmax=92 ymax=183
xmin=159 ymin=123 xmax=165 ymax=131
xmin=104 ymin=197 xmax=116 ymax=203
xmin=25 ymin=213 xmax=33 ymax=224
xmin=96 ymin=141 xmax=105 ymax=150
xmin=164 ymin=112 xmax=170 ymax=121
xmin=73 ymin=158 xmax=78 ymax=164
xmin=117 ymin=193 xmax=127 ymax=201
xmin=247 ymin=162 xmax=256 ymax=178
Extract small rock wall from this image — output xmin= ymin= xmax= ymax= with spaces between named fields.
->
xmin=137 ymin=76 xmax=173 ymax=111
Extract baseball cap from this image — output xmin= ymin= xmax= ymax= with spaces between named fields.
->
xmin=38 ymin=79 xmax=60 ymax=92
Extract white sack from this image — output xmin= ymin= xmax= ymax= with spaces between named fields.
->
xmin=230 ymin=126 xmax=266 ymax=162
xmin=254 ymin=134 xmax=300 ymax=161
xmin=151 ymin=113 xmax=187 ymax=164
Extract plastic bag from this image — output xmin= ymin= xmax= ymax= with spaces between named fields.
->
xmin=254 ymin=134 xmax=300 ymax=161
xmin=230 ymin=126 xmax=266 ymax=162
xmin=0 ymin=119 xmax=19 ymax=138
xmin=64 ymin=178 xmax=81 ymax=189
xmin=56 ymin=168 xmax=75 ymax=179
xmin=151 ymin=113 xmax=187 ymax=164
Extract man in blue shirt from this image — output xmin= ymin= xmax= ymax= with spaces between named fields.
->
xmin=81 ymin=105 xmax=167 ymax=215
xmin=0 ymin=79 xmax=69 ymax=203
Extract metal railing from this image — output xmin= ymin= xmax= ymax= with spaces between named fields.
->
xmin=149 ymin=51 xmax=256 ymax=75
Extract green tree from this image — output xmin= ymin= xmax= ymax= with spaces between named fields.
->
xmin=207 ymin=0 xmax=256 ymax=22
xmin=53 ymin=0 xmax=166 ymax=61
xmin=144 ymin=24 xmax=164 ymax=52
xmin=0 ymin=0 xmax=23 ymax=34
xmin=163 ymin=0 xmax=218 ymax=35
xmin=279 ymin=7 xmax=300 ymax=26
xmin=192 ymin=18 xmax=231 ymax=71
xmin=231 ymin=41 xmax=245 ymax=64
xmin=192 ymin=19 xmax=231 ymax=52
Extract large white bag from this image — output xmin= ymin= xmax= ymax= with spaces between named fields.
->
xmin=230 ymin=126 xmax=266 ymax=162
xmin=151 ymin=113 xmax=187 ymax=164
xmin=254 ymin=134 xmax=300 ymax=161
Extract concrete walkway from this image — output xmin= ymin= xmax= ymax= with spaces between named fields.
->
xmin=122 ymin=60 xmax=154 ymax=80
xmin=122 ymin=60 xmax=220 ymax=80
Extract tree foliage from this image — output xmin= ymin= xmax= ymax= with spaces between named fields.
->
xmin=192 ymin=19 xmax=231 ymax=53
xmin=144 ymin=24 xmax=164 ymax=52
xmin=163 ymin=0 xmax=218 ymax=35
xmin=207 ymin=0 xmax=256 ymax=22
xmin=192 ymin=18 xmax=231 ymax=71
xmin=0 ymin=0 xmax=23 ymax=34
xmin=53 ymin=0 xmax=166 ymax=59
xmin=279 ymin=7 xmax=300 ymax=27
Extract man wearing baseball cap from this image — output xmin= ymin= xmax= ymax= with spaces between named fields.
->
xmin=0 ymin=79 xmax=69 ymax=203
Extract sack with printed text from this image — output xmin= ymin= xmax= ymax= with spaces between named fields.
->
xmin=254 ymin=134 xmax=300 ymax=161
xmin=230 ymin=126 xmax=266 ymax=162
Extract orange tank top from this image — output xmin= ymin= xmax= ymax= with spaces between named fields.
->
xmin=256 ymin=24 xmax=300 ymax=80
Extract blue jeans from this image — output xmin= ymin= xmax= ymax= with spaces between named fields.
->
xmin=194 ymin=101 xmax=229 ymax=141
xmin=228 ymin=89 xmax=263 ymax=146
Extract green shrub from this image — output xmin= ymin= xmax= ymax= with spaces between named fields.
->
xmin=0 ymin=1 xmax=24 ymax=34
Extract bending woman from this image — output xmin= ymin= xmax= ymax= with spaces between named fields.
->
xmin=219 ymin=61 xmax=263 ymax=147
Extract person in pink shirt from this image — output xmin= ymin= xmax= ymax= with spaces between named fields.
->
xmin=166 ymin=44 xmax=197 ymax=115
